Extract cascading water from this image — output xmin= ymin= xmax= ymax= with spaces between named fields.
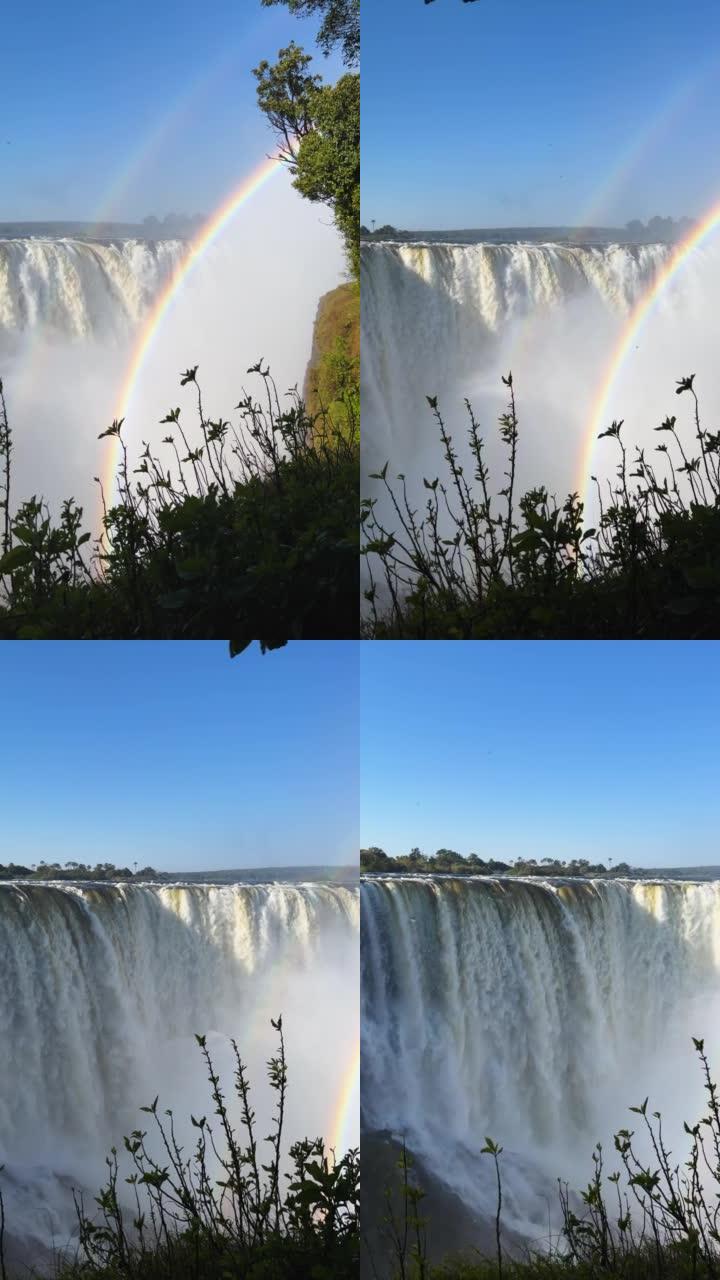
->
xmin=0 ymin=180 xmax=343 ymax=525
xmin=0 ymin=880 xmax=358 ymax=1264
xmin=361 ymin=875 xmax=720 ymax=1239
xmin=360 ymin=239 xmax=720 ymax=535
xmin=0 ymin=239 xmax=184 ymax=342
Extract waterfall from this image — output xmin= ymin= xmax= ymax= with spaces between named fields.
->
xmin=0 ymin=880 xmax=358 ymax=1260
xmin=0 ymin=239 xmax=184 ymax=342
xmin=361 ymin=875 xmax=720 ymax=1235
xmin=360 ymin=240 xmax=720 ymax=539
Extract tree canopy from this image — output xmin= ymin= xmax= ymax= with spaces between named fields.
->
xmin=261 ymin=0 xmax=359 ymax=66
xmin=254 ymin=43 xmax=359 ymax=275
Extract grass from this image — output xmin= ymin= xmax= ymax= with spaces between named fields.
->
xmin=362 ymin=373 xmax=720 ymax=639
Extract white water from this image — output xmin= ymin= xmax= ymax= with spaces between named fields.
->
xmin=0 ymin=239 xmax=184 ymax=340
xmin=361 ymin=240 xmax=720 ymax=529
xmin=0 ymin=880 xmax=358 ymax=1263
xmin=361 ymin=875 xmax=720 ymax=1239
xmin=1 ymin=176 xmax=344 ymax=527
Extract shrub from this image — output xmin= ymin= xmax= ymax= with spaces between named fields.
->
xmin=362 ymin=373 xmax=720 ymax=639
xmin=0 ymin=365 xmax=358 ymax=647
xmin=384 ymin=1040 xmax=720 ymax=1280
xmin=0 ymin=1019 xmax=359 ymax=1280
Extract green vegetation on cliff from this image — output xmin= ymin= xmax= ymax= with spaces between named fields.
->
xmin=304 ymin=282 xmax=360 ymax=440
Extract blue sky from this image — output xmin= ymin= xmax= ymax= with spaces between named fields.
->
xmin=361 ymin=0 xmax=720 ymax=229
xmin=0 ymin=641 xmax=358 ymax=870
xmin=361 ymin=642 xmax=720 ymax=867
xmin=2 ymin=1 xmax=339 ymax=222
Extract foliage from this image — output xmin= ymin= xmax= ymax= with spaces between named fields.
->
xmin=254 ymin=47 xmax=360 ymax=276
xmin=0 ymin=1021 xmax=359 ymax=1280
xmin=261 ymin=0 xmax=359 ymax=66
xmin=362 ymin=373 xmax=720 ymax=639
xmin=0 ymin=366 xmax=358 ymax=647
xmin=304 ymin=282 xmax=360 ymax=435
xmin=390 ymin=1041 xmax=720 ymax=1280
xmin=0 ymin=861 xmax=159 ymax=881
xmin=360 ymin=847 xmax=636 ymax=878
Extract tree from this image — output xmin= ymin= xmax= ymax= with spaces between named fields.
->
xmin=254 ymin=45 xmax=359 ymax=276
xmin=360 ymin=847 xmax=390 ymax=871
xmin=261 ymin=0 xmax=359 ymax=66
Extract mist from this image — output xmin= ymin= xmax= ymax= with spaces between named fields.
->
xmin=0 ymin=172 xmax=345 ymax=533
xmin=361 ymin=236 xmax=720 ymax=543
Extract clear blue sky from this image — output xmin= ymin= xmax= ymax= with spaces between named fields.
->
xmin=361 ymin=0 xmax=720 ymax=229
xmin=3 ymin=1 xmax=339 ymax=222
xmin=361 ymin=642 xmax=720 ymax=868
xmin=0 ymin=641 xmax=358 ymax=870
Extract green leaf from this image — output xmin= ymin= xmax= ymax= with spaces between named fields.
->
xmin=0 ymin=545 xmax=34 ymax=573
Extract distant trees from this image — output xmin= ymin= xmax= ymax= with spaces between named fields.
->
xmin=625 ymin=215 xmax=695 ymax=243
xmin=361 ymin=224 xmax=400 ymax=238
xmin=142 ymin=213 xmax=205 ymax=237
xmin=360 ymin=847 xmax=512 ymax=876
xmin=0 ymin=862 xmax=159 ymax=881
xmin=360 ymin=848 xmax=640 ymax=878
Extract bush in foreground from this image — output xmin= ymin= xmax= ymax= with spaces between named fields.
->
xmin=362 ymin=374 xmax=720 ymax=639
xmin=0 ymin=365 xmax=358 ymax=647
xmin=384 ymin=1040 xmax=720 ymax=1280
xmin=0 ymin=1019 xmax=358 ymax=1280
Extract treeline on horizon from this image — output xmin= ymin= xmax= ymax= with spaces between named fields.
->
xmin=360 ymin=214 xmax=695 ymax=241
xmin=0 ymin=860 xmax=159 ymax=881
xmin=360 ymin=846 xmax=637 ymax=877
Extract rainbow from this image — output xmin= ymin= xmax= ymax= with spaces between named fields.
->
xmin=570 ymin=65 xmax=710 ymax=236
xmin=100 ymin=153 xmax=282 ymax=508
xmin=328 ymin=1039 xmax=360 ymax=1161
xmin=578 ymin=197 xmax=720 ymax=508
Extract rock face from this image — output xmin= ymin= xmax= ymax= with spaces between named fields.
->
xmin=303 ymin=281 xmax=359 ymax=426
xmin=361 ymin=1131 xmax=526 ymax=1280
